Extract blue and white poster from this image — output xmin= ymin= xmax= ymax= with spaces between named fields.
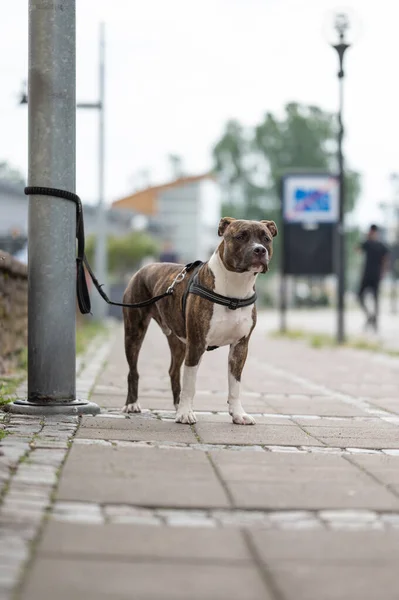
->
xmin=282 ymin=174 xmax=339 ymax=224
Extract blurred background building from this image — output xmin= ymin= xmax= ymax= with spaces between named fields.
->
xmin=112 ymin=173 xmax=221 ymax=264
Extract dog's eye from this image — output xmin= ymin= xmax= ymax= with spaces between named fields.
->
xmin=235 ymin=232 xmax=247 ymax=241
xmin=264 ymin=235 xmax=272 ymax=244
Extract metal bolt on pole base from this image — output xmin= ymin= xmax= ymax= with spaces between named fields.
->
xmin=4 ymin=399 xmax=101 ymax=416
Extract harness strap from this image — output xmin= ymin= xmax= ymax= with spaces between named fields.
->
xmin=181 ymin=261 xmax=204 ymax=318
xmin=182 ymin=264 xmax=257 ymax=353
xmin=189 ymin=272 xmax=257 ymax=310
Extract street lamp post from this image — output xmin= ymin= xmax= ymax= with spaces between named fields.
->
xmin=331 ymin=13 xmax=351 ymax=344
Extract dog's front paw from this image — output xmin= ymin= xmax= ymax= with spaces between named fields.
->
xmin=175 ymin=410 xmax=197 ymax=424
xmin=122 ymin=402 xmax=142 ymax=414
xmin=232 ymin=412 xmax=256 ymax=426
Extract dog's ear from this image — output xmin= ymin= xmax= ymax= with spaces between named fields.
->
xmin=261 ymin=220 xmax=278 ymax=238
xmin=218 ymin=217 xmax=236 ymax=237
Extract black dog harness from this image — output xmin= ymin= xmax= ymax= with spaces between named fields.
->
xmin=181 ymin=262 xmax=257 ymax=352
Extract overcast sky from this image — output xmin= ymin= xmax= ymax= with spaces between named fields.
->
xmin=0 ymin=0 xmax=398 ymax=227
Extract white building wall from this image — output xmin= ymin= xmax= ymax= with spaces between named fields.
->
xmin=157 ymin=182 xmax=200 ymax=263
xmin=198 ymin=179 xmax=222 ymax=261
xmin=155 ymin=178 xmax=222 ymax=263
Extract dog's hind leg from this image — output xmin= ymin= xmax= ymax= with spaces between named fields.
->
xmin=122 ymin=307 xmax=151 ymax=414
xmin=166 ymin=334 xmax=186 ymax=408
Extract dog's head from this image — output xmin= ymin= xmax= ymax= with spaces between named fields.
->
xmin=217 ymin=217 xmax=278 ymax=274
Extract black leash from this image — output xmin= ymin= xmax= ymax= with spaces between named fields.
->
xmin=24 ymin=187 xmax=198 ymax=315
xmin=24 ymin=187 xmax=258 ymax=319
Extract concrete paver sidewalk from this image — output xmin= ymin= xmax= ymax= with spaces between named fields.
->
xmin=3 ymin=315 xmax=399 ymax=600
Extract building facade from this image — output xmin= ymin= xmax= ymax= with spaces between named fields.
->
xmin=112 ymin=173 xmax=222 ymax=263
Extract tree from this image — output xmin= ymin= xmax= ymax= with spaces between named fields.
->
xmin=213 ymin=102 xmax=361 ymax=220
xmin=85 ymin=231 xmax=158 ymax=279
xmin=0 ymin=161 xmax=25 ymax=186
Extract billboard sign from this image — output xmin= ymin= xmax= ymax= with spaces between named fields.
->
xmin=282 ymin=173 xmax=339 ymax=224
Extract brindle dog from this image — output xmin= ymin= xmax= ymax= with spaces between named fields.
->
xmin=122 ymin=217 xmax=277 ymax=425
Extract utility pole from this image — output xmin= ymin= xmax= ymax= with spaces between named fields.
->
xmin=79 ymin=23 xmax=107 ymax=321
xmin=8 ymin=0 xmax=99 ymax=415
xmin=331 ymin=13 xmax=351 ymax=344
xmin=93 ymin=23 xmax=107 ymax=320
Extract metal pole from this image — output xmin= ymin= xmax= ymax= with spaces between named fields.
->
xmin=7 ymin=0 xmax=99 ymax=415
xmin=336 ymin=73 xmax=345 ymax=343
xmin=279 ymin=274 xmax=287 ymax=333
xmin=333 ymin=25 xmax=350 ymax=345
xmin=92 ymin=22 xmax=108 ymax=321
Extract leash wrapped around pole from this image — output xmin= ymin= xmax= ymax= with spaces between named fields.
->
xmin=24 ymin=187 xmax=190 ymax=314
xmin=24 ymin=187 xmax=258 ymax=317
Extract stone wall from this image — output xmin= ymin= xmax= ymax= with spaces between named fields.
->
xmin=0 ymin=251 xmax=28 ymax=374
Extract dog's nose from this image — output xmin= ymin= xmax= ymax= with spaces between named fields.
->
xmin=253 ymin=245 xmax=266 ymax=256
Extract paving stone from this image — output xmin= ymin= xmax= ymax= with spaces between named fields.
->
xmin=13 ymin=470 xmax=57 ymax=486
xmin=77 ymin=416 xmax=197 ymax=443
xmin=1 ymin=498 xmax=49 ymax=512
xmin=91 ymin=393 xmax=127 ymax=410
xmin=29 ymin=449 xmax=67 ymax=466
xmin=372 ymin=399 xmax=399 ymax=414
xmin=319 ymin=510 xmax=378 ymax=523
xmin=381 ymin=514 xmax=399 ymax=527
xmin=194 ymin=412 xmax=294 ymax=425
xmin=212 ymin=509 xmax=272 ymax=528
xmin=249 ymin=527 xmax=399 ymax=562
xmin=262 ymin=397 xmax=367 ymax=417
xmin=0 ymin=508 xmax=43 ymax=524
xmin=21 ymin=558 xmax=270 ymax=600
xmin=165 ymin=516 xmax=217 ymax=527
xmin=327 ymin=520 xmax=384 ymax=531
xmin=269 ymin=563 xmax=399 ymax=600
xmin=31 ymin=440 xmax=69 ymax=449
xmin=195 ymin=422 xmax=322 ymax=446
xmin=227 ymin=481 xmax=399 ymax=511
xmin=301 ymin=422 xmax=399 ymax=449
xmin=57 ymin=445 xmax=230 ymax=508
xmin=348 ymin=454 xmax=399 ymax=485
xmin=0 ymin=564 xmax=22 ymax=588
xmin=211 ymin=450 xmax=372 ymax=483
xmin=104 ymin=506 xmax=162 ymax=525
xmin=38 ymin=522 xmax=253 ymax=561
xmin=210 ymin=450 xmax=399 ymax=510
xmin=52 ymin=502 xmax=104 ymax=523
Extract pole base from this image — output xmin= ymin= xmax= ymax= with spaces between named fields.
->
xmin=3 ymin=399 xmax=101 ymax=416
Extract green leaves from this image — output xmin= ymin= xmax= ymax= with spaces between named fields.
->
xmin=213 ymin=102 xmax=361 ymax=218
xmin=85 ymin=231 xmax=158 ymax=277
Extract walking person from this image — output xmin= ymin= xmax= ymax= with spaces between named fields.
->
xmin=357 ymin=224 xmax=389 ymax=331
xmin=159 ymin=240 xmax=179 ymax=264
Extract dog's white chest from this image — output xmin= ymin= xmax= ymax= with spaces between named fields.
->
xmin=204 ymin=250 xmax=258 ymax=348
xmin=206 ymin=304 xmax=253 ymax=347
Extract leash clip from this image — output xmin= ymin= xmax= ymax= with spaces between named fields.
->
xmin=167 ymin=267 xmax=187 ymax=294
